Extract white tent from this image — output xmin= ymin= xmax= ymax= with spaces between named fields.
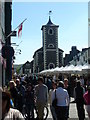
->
xmin=39 ymin=64 xmax=90 ymax=75
xmin=61 ymin=65 xmax=75 ymax=73
xmin=82 ymin=64 xmax=90 ymax=70
xmin=39 ymin=68 xmax=54 ymax=75
xmin=82 ymin=64 xmax=90 ymax=74
xmin=72 ymin=65 xmax=82 ymax=72
xmin=52 ymin=66 xmax=64 ymax=73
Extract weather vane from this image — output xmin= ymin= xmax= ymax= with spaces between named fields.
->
xmin=49 ymin=11 xmax=52 ymax=18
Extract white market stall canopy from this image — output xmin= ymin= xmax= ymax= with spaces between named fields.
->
xmin=39 ymin=64 xmax=90 ymax=75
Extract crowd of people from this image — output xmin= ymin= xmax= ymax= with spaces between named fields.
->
xmin=1 ymin=74 xmax=90 ymax=120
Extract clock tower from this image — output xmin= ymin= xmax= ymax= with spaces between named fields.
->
xmin=41 ymin=15 xmax=59 ymax=69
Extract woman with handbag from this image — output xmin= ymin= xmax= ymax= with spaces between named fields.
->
xmin=52 ymin=81 xmax=69 ymax=120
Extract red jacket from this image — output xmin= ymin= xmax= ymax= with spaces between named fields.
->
xmin=83 ymin=91 xmax=90 ymax=105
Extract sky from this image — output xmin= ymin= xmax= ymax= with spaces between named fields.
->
xmin=11 ymin=2 xmax=88 ymax=65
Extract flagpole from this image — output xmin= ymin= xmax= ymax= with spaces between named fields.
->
xmin=5 ymin=18 xmax=27 ymax=40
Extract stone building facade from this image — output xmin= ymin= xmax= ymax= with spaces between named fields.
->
xmin=32 ymin=16 xmax=63 ymax=73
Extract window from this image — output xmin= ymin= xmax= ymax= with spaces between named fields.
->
xmin=48 ymin=63 xmax=55 ymax=69
xmin=83 ymin=56 xmax=85 ymax=61
xmin=48 ymin=44 xmax=54 ymax=48
xmin=48 ymin=28 xmax=54 ymax=35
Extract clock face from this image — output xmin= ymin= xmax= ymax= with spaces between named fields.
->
xmin=48 ymin=28 xmax=54 ymax=35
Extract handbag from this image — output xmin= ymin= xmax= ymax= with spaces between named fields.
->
xmin=52 ymin=89 xmax=57 ymax=108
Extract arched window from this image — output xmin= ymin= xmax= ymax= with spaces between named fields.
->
xmin=48 ymin=44 xmax=54 ymax=48
xmin=48 ymin=28 xmax=54 ymax=35
xmin=48 ymin=63 xmax=55 ymax=69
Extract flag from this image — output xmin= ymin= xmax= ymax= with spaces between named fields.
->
xmin=18 ymin=23 xmax=23 ymax=37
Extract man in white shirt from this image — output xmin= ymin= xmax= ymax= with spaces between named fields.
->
xmin=52 ymin=81 xmax=69 ymax=120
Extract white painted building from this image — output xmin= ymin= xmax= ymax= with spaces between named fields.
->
xmin=69 ymin=47 xmax=90 ymax=66
xmin=0 ymin=1 xmax=5 ymax=86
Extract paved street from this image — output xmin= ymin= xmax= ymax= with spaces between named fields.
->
xmin=47 ymin=98 xmax=89 ymax=120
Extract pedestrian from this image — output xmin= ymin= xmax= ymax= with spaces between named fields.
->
xmin=25 ymin=83 xmax=34 ymax=119
xmin=52 ymin=81 xmax=69 ymax=120
xmin=46 ymin=76 xmax=52 ymax=92
xmin=34 ymin=77 xmax=48 ymax=120
xmin=49 ymin=80 xmax=57 ymax=120
xmin=79 ymin=76 xmax=85 ymax=87
xmin=83 ymin=85 xmax=90 ymax=119
xmin=74 ymin=80 xmax=85 ymax=120
xmin=9 ymin=80 xmax=18 ymax=108
xmin=0 ymin=87 xmax=25 ymax=120
xmin=64 ymin=78 xmax=71 ymax=118
xmin=16 ymin=78 xmax=26 ymax=112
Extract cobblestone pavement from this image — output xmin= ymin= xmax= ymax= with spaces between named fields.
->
xmin=47 ymin=98 xmax=89 ymax=120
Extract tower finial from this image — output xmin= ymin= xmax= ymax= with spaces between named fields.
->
xmin=47 ymin=11 xmax=53 ymax=25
